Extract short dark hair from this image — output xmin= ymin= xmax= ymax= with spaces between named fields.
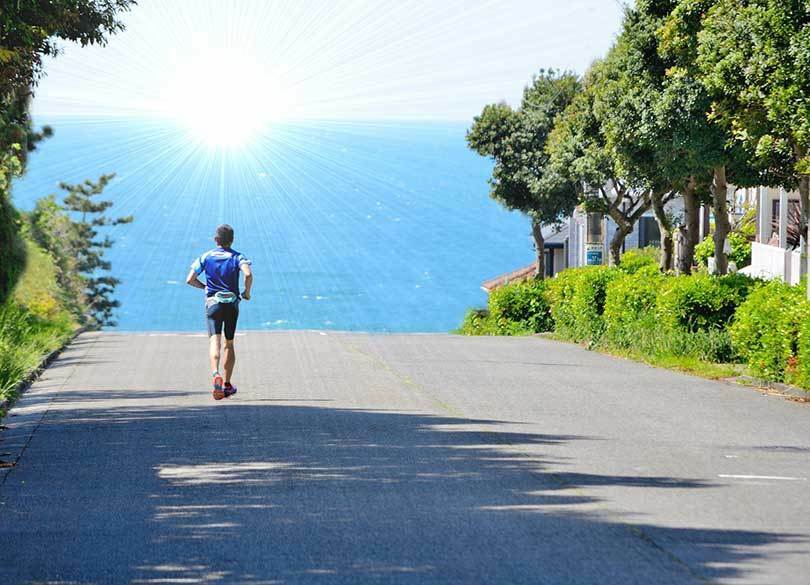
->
xmin=215 ymin=224 xmax=234 ymax=246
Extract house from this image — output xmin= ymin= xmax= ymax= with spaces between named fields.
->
xmin=481 ymin=183 xmax=801 ymax=293
xmin=742 ymin=186 xmax=802 ymax=284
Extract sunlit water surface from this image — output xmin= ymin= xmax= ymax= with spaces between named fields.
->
xmin=13 ymin=118 xmax=534 ymax=332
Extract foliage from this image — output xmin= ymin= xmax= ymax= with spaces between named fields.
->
xmin=458 ymin=309 xmax=498 ymax=336
xmin=459 ymin=279 xmax=553 ymax=336
xmin=545 ymin=58 xmax=653 ymax=265
xmin=1 ymin=0 xmax=134 ymax=176
xmin=467 ymin=69 xmax=581 ymax=269
xmin=39 ymin=174 xmax=133 ymax=326
xmin=0 ymin=240 xmax=78 ymax=401
xmin=547 ymin=266 xmax=619 ymax=344
xmin=731 ymin=280 xmax=810 ymax=382
xmin=696 ymin=0 xmax=810 ymax=184
xmin=617 ymin=247 xmax=660 ymax=274
xmin=603 ymin=312 xmax=735 ymax=364
xmin=795 ymin=318 xmax=810 ymax=391
xmin=695 ymin=204 xmax=756 ymax=268
xmin=488 ymin=279 xmax=553 ymax=334
xmin=656 ymin=272 xmax=756 ymax=333
xmin=1 ymin=0 xmax=133 ymax=300
xmin=603 ymin=266 xmax=667 ymax=339
xmin=694 ymin=231 xmax=752 ymax=269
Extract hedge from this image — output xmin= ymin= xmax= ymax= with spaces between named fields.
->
xmin=603 ymin=265 xmax=667 ymax=344
xmin=656 ymin=272 xmax=755 ymax=333
xmin=459 ymin=278 xmax=553 ymax=336
xmin=547 ymin=265 xmax=618 ymax=343
xmin=488 ymin=278 xmax=553 ymax=334
xmin=730 ymin=280 xmax=810 ymax=383
xmin=461 ymin=261 xmax=809 ymax=391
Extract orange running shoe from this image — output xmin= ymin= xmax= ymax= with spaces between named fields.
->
xmin=212 ymin=372 xmax=224 ymax=400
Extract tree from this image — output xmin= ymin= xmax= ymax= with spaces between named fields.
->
xmin=467 ymin=70 xmax=581 ymax=278
xmin=694 ymin=0 xmax=810 ymax=282
xmin=0 ymin=0 xmax=134 ymax=300
xmin=657 ymin=0 xmax=768 ymax=275
xmin=546 ymin=60 xmax=653 ymax=267
xmin=59 ymin=174 xmax=133 ymax=326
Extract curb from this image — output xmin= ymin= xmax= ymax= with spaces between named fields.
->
xmin=724 ymin=375 xmax=810 ymax=401
xmin=0 ymin=326 xmax=88 ymax=421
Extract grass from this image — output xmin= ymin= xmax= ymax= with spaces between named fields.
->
xmin=0 ymin=239 xmax=79 ymax=404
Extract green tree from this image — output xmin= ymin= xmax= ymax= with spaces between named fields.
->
xmin=657 ymin=0 xmax=769 ymax=275
xmin=59 ymin=174 xmax=133 ymax=326
xmin=693 ymin=0 xmax=809 ymax=279
xmin=546 ymin=60 xmax=653 ymax=267
xmin=467 ymin=69 xmax=581 ymax=278
xmin=0 ymin=1 xmax=134 ymax=300
xmin=591 ymin=4 xmax=715 ymax=273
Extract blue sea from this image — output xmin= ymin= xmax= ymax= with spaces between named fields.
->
xmin=12 ymin=118 xmax=535 ymax=332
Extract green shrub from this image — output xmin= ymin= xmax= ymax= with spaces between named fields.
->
xmin=458 ymin=308 xmax=497 ymax=335
xmin=656 ymin=272 xmax=756 ymax=333
xmin=795 ymin=318 xmax=810 ymax=391
xmin=548 ymin=266 xmax=619 ymax=343
xmin=0 ymin=300 xmax=74 ymax=399
xmin=488 ymin=279 xmax=552 ymax=334
xmin=603 ymin=266 xmax=668 ymax=343
xmin=695 ymin=232 xmax=753 ymax=269
xmin=618 ymin=247 xmax=660 ymax=274
xmin=458 ymin=279 xmax=553 ymax=336
xmin=731 ymin=280 xmax=810 ymax=382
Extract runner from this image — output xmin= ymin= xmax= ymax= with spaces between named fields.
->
xmin=186 ymin=224 xmax=253 ymax=400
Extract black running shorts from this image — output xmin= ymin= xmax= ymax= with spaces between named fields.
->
xmin=205 ymin=298 xmax=239 ymax=340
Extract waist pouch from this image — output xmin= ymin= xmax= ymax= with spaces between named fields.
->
xmin=212 ymin=291 xmax=238 ymax=303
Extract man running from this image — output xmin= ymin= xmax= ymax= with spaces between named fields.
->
xmin=186 ymin=224 xmax=253 ymax=400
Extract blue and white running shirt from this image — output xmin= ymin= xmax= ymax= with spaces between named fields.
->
xmin=190 ymin=247 xmax=251 ymax=297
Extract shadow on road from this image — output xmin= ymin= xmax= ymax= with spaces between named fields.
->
xmin=0 ymin=393 xmax=803 ymax=584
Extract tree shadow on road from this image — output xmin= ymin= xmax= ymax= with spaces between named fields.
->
xmin=0 ymin=395 xmax=804 ymax=584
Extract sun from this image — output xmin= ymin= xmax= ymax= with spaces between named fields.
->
xmin=162 ymin=47 xmax=291 ymax=148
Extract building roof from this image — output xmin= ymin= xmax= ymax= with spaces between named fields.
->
xmin=481 ymin=262 xmax=538 ymax=293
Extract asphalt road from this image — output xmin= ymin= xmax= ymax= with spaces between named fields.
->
xmin=1 ymin=331 xmax=808 ymax=584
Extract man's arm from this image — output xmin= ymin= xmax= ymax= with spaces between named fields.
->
xmin=186 ymin=269 xmax=205 ymax=290
xmin=241 ymin=263 xmax=253 ymax=300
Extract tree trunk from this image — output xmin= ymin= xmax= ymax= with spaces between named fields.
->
xmin=651 ymin=191 xmax=674 ymax=272
xmin=795 ymin=145 xmax=809 ymax=287
xmin=531 ymin=218 xmax=546 ymax=279
xmin=677 ymin=178 xmax=700 ymax=274
xmin=712 ymin=165 xmax=731 ymax=275
xmin=608 ymin=225 xmax=630 ymax=266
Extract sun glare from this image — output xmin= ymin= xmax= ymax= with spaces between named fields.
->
xmin=163 ymin=48 xmax=291 ymax=148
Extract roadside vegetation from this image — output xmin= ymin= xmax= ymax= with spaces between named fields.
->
xmin=462 ymin=1 xmax=808 ymax=392
xmin=1 ymin=2 xmax=134 ymax=407
xmin=460 ymin=249 xmax=810 ymax=392
xmin=468 ymin=1 xmax=808 ymax=278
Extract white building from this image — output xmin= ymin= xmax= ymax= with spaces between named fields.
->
xmin=741 ymin=186 xmax=802 ymax=284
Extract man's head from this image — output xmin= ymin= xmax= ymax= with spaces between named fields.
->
xmin=214 ymin=224 xmax=234 ymax=248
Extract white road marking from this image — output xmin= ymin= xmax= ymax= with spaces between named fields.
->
xmin=718 ymin=474 xmax=807 ymax=481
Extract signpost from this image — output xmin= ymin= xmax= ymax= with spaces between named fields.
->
xmin=585 ymin=212 xmax=604 ymax=266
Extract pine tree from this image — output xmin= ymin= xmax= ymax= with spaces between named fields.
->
xmin=60 ymin=174 xmax=132 ymax=326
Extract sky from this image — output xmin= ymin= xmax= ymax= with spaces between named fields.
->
xmin=31 ymin=0 xmax=626 ymax=123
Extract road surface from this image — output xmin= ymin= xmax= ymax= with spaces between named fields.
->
xmin=1 ymin=331 xmax=808 ymax=584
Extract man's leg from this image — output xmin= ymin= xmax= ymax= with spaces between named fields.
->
xmin=222 ymin=303 xmax=239 ymax=385
xmin=209 ymin=334 xmax=221 ymax=374
xmin=223 ymin=338 xmax=235 ymax=384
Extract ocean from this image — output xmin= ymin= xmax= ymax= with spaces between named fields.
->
xmin=12 ymin=118 xmax=535 ymax=332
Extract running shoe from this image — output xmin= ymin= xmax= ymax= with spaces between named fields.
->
xmin=224 ymin=382 xmax=237 ymax=398
xmin=212 ymin=373 xmax=225 ymax=400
